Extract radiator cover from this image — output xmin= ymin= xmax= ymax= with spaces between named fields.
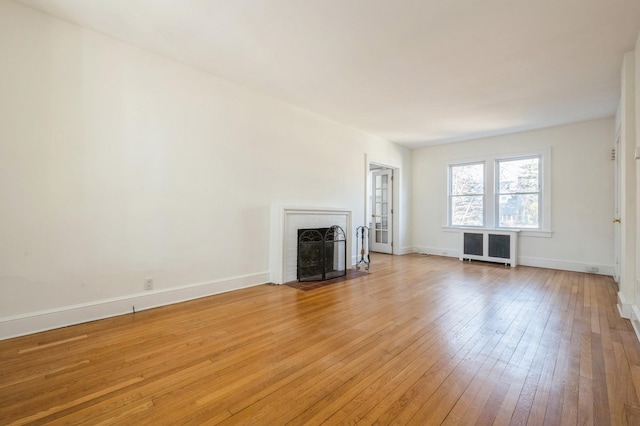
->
xmin=459 ymin=230 xmax=518 ymax=266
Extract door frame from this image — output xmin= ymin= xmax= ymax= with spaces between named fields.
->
xmin=365 ymin=154 xmax=401 ymax=255
xmin=614 ymin=127 xmax=621 ymax=284
xmin=370 ymin=168 xmax=393 ymax=253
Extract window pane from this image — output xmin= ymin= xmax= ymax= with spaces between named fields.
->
xmin=451 ymin=195 xmax=483 ymax=226
xmin=451 ymin=163 xmax=484 ymax=195
xmin=498 ymin=158 xmax=539 ymax=193
xmin=498 ymin=194 xmax=539 ymax=228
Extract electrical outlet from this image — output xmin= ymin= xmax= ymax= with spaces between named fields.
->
xmin=144 ymin=278 xmax=153 ymax=291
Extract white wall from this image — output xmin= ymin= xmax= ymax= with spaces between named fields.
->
xmin=412 ymin=118 xmax=615 ymax=273
xmin=0 ymin=1 xmax=410 ymax=338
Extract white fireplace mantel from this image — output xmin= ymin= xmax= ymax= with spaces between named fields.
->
xmin=269 ymin=206 xmax=352 ymax=284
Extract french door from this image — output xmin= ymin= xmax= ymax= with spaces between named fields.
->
xmin=371 ymin=169 xmax=393 ymax=253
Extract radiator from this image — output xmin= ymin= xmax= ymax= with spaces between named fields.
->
xmin=459 ymin=230 xmax=518 ymax=266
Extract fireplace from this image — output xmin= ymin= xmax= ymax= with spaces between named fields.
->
xmin=270 ymin=206 xmax=351 ymax=284
xmin=297 ymin=225 xmax=347 ymax=282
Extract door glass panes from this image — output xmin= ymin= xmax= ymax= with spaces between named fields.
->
xmin=450 ymin=163 xmax=484 ymax=226
xmin=372 ymin=170 xmax=391 ymax=247
xmin=497 ymin=157 xmax=540 ymax=228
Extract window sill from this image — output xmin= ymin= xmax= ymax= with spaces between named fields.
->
xmin=441 ymin=226 xmax=553 ymax=238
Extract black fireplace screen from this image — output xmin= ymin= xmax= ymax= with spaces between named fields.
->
xmin=297 ymin=225 xmax=347 ymax=282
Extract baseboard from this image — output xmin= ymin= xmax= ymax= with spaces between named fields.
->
xmin=412 ymin=246 xmax=614 ymax=275
xmin=631 ymin=305 xmax=640 ymax=342
xmin=618 ymin=292 xmax=633 ymax=319
xmin=413 ymin=246 xmax=460 ymax=258
xmin=518 ymin=256 xmax=614 ymax=276
xmin=0 ymin=271 xmax=269 ymax=341
xmin=620 ymin=302 xmax=632 ymax=319
xmin=398 ymin=246 xmax=416 ymax=255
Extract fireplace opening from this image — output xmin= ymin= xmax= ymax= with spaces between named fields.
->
xmin=297 ymin=225 xmax=347 ymax=282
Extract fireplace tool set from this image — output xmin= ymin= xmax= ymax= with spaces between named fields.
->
xmin=355 ymin=226 xmax=370 ymax=271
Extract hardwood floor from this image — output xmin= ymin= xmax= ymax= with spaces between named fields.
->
xmin=1 ymin=254 xmax=640 ymax=425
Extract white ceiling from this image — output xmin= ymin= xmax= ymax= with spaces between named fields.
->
xmin=17 ymin=0 xmax=640 ymax=148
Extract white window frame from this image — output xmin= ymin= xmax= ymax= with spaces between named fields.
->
xmin=448 ymin=161 xmax=486 ymax=228
xmin=444 ymin=148 xmax=551 ymax=237
xmin=495 ymin=155 xmax=542 ymax=230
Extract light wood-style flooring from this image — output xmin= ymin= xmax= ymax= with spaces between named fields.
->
xmin=1 ymin=254 xmax=640 ymax=425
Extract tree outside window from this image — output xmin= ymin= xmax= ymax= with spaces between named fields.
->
xmin=450 ymin=162 xmax=484 ymax=226
xmin=496 ymin=157 xmax=540 ymax=228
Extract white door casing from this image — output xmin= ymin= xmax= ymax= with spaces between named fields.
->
xmin=614 ymin=132 xmax=621 ymax=283
xmin=371 ymin=168 xmax=393 ymax=254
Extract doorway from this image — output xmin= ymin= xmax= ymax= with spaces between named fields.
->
xmin=368 ymin=163 xmax=393 ymax=254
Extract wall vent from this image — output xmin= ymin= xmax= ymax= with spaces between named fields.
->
xmin=459 ymin=230 xmax=518 ymax=266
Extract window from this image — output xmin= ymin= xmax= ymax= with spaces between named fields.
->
xmin=496 ymin=157 xmax=540 ymax=228
xmin=446 ymin=149 xmax=550 ymax=232
xmin=449 ymin=162 xmax=484 ymax=226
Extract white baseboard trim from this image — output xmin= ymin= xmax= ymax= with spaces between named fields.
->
xmin=518 ymin=256 xmax=614 ymax=276
xmin=618 ymin=292 xmax=633 ymax=319
xmin=398 ymin=246 xmax=415 ymax=255
xmin=413 ymin=246 xmax=460 ymax=258
xmin=412 ymin=246 xmax=614 ymax=276
xmin=0 ymin=271 xmax=269 ymax=341
xmin=631 ymin=305 xmax=640 ymax=342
